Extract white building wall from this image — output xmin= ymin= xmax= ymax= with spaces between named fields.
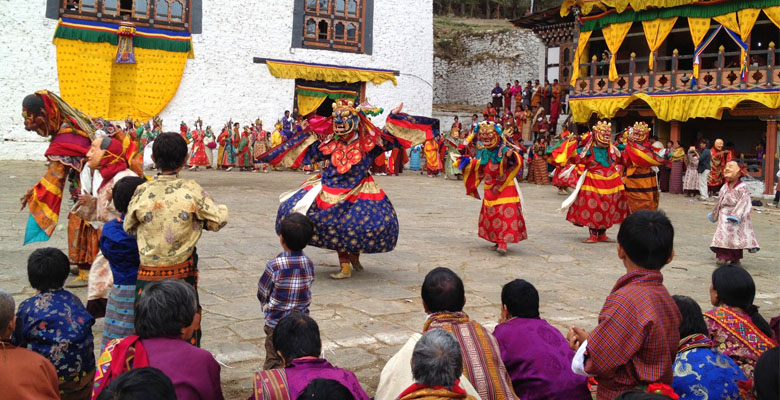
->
xmin=0 ymin=0 xmax=433 ymax=159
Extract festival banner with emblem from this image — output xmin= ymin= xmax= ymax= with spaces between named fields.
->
xmin=53 ymin=18 xmax=194 ymax=121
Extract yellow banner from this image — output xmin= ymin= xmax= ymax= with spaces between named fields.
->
xmin=570 ymin=31 xmax=593 ymax=86
xmin=55 ymin=38 xmax=188 ymax=121
xmin=569 ymin=90 xmax=780 ymax=123
xmin=602 ymin=22 xmax=632 ymax=82
xmin=765 ymin=6 xmax=780 ymax=29
xmin=297 ymin=94 xmax=327 ymax=116
xmin=642 ymin=17 xmax=677 ymax=70
xmin=688 ymin=17 xmax=711 ymax=80
xmin=266 ymin=60 xmax=397 ymax=85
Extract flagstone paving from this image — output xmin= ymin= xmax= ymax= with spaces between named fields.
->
xmin=1 ymin=161 xmax=778 ymax=399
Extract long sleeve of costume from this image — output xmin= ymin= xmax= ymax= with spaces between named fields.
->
xmin=584 ymin=296 xmax=647 ymax=377
xmin=25 ymin=162 xmax=71 ymax=244
xmin=257 ymin=262 xmax=274 ymax=305
xmin=193 ymin=183 xmax=229 ymax=232
xmin=730 ymin=184 xmax=752 ymax=220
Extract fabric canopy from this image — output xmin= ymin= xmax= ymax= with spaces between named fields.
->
xmin=266 ymin=59 xmax=397 ymax=85
xmin=576 ymin=0 xmax=777 ymax=32
xmin=560 ymin=0 xmax=699 ymax=17
xmin=568 ymin=89 xmax=780 ymax=122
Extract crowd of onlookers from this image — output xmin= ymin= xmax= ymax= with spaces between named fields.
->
xmin=2 ymin=154 xmax=778 ymax=400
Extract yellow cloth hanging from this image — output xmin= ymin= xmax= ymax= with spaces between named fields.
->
xmin=54 ymin=38 xmax=188 ymax=120
xmin=267 ymin=60 xmax=397 ymax=85
xmin=602 ymin=22 xmax=632 ymax=82
xmin=764 ymin=6 xmax=780 ymax=29
xmin=297 ymin=94 xmax=327 ymax=116
xmin=688 ymin=17 xmax=711 ymax=80
xmin=713 ymin=12 xmax=740 ymax=33
xmin=570 ymin=30 xmax=593 ymax=86
xmin=642 ymin=17 xmax=677 ymax=71
xmin=560 ymin=0 xmax=697 ymax=17
xmin=569 ymin=90 xmax=780 ymax=123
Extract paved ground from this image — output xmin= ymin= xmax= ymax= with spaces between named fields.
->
xmin=1 ymin=161 xmax=778 ymax=399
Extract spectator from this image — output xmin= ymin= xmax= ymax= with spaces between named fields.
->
xmin=296 ymin=379 xmax=355 ymax=400
xmin=531 ymin=80 xmax=542 ymax=111
xmin=397 ymin=329 xmax=477 ymax=400
xmin=95 ymin=367 xmax=176 ymax=400
xmin=376 ymin=267 xmax=515 ymax=400
xmin=124 ymin=132 xmax=229 ymax=347
xmin=670 ymin=295 xmax=745 ymax=399
xmin=567 ymin=210 xmax=681 ymax=400
xmin=697 ymin=139 xmax=711 ymax=200
xmin=508 ymin=80 xmax=521 ymax=113
xmin=257 ymin=213 xmax=315 ymax=370
xmin=13 ymin=248 xmax=95 ymax=400
xmin=521 ymin=81 xmax=532 ymax=111
xmin=0 ymin=289 xmax=60 ymax=400
xmin=483 ymin=102 xmax=497 ymax=123
xmin=493 ymin=279 xmax=589 ymax=399
xmin=91 ymin=279 xmax=224 ymax=400
xmin=753 ymin=347 xmax=779 ymax=400
xmin=704 ymin=264 xmax=776 ymax=378
xmin=491 ymin=83 xmax=503 ymax=111
xmin=251 ymin=312 xmax=368 ymax=400
xmin=100 ymin=176 xmax=147 ymax=347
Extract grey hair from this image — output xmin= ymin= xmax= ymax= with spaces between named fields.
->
xmin=0 ymin=290 xmax=15 ymax=335
xmin=411 ymin=329 xmax=463 ymax=387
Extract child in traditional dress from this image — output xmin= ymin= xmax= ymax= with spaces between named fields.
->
xmin=14 ymin=248 xmax=96 ymax=400
xmin=682 ymin=146 xmax=699 ymax=197
xmin=124 ymin=132 xmax=229 ymax=347
xmin=704 ymin=265 xmax=776 ymax=379
xmin=257 ymin=213 xmax=315 ymax=370
xmin=99 ymin=176 xmax=146 ymax=347
xmin=567 ymin=210 xmax=680 ymax=400
xmin=707 ymin=160 xmax=760 ymax=265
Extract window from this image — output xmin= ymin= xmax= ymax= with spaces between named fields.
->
xmin=57 ymin=0 xmax=191 ymax=31
xmin=298 ymin=0 xmax=368 ymax=53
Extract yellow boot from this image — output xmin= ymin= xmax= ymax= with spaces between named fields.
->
xmin=330 ymin=262 xmax=352 ymax=280
xmin=66 ymin=269 xmax=89 ymax=288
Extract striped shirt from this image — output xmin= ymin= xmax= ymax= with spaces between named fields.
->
xmin=257 ymin=251 xmax=314 ymax=328
xmin=585 ymin=269 xmax=681 ymax=400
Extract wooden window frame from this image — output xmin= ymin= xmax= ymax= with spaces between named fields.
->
xmin=301 ymin=0 xmax=365 ymax=53
xmin=58 ymin=0 xmax=191 ymax=32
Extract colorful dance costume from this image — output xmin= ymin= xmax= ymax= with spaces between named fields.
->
xmin=620 ymin=121 xmax=665 ymax=213
xmin=459 ymin=121 xmax=527 ymax=254
xmin=559 ymin=121 xmax=629 ymax=243
xmin=188 ymin=121 xmax=210 ymax=168
xmin=551 ymin=130 xmax=583 ymax=193
xmin=21 ymin=91 xmax=97 ymax=279
xmin=260 ymin=100 xmax=427 ymax=279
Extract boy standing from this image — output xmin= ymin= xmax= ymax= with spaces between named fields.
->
xmin=257 ymin=213 xmax=315 ymax=370
xmin=124 ymin=132 xmax=229 ymax=347
xmin=567 ymin=210 xmax=681 ymax=400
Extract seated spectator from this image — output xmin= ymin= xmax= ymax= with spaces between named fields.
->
xmin=752 ymin=347 xmax=779 ymax=400
xmin=493 ymin=279 xmax=589 ymax=399
xmin=95 ymin=367 xmax=176 ymax=400
xmin=252 ymin=312 xmax=368 ymax=400
xmin=91 ymin=279 xmax=224 ymax=400
xmin=377 ymin=267 xmax=515 ymax=400
xmin=13 ymin=248 xmax=95 ymax=400
xmin=397 ymin=329 xmax=477 ymax=400
xmin=704 ymin=264 xmax=777 ymax=378
xmin=296 ymin=379 xmax=355 ymax=400
xmin=0 ymin=289 xmax=60 ymax=400
xmin=671 ymin=295 xmax=745 ymax=399
xmin=567 ymin=210 xmax=681 ymax=400
xmin=100 ymin=176 xmax=147 ymax=347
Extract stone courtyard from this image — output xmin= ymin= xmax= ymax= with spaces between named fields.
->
xmin=1 ymin=161 xmax=778 ymax=400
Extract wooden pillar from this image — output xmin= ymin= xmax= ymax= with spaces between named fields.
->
xmin=764 ymin=118 xmax=777 ymax=195
xmin=670 ymin=120 xmax=681 ymax=144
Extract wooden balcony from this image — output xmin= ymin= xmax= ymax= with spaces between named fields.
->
xmin=570 ymin=44 xmax=780 ymax=97
xmin=59 ymin=0 xmax=190 ymax=31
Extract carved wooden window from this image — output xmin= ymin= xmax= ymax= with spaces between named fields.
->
xmin=58 ymin=0 xmax=191 ymax=31
xmin=302 ymin=0 xmax=365 ymax=53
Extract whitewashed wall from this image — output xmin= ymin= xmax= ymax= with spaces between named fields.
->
xmin=0 ymin=0 xmax=434 ymax=159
